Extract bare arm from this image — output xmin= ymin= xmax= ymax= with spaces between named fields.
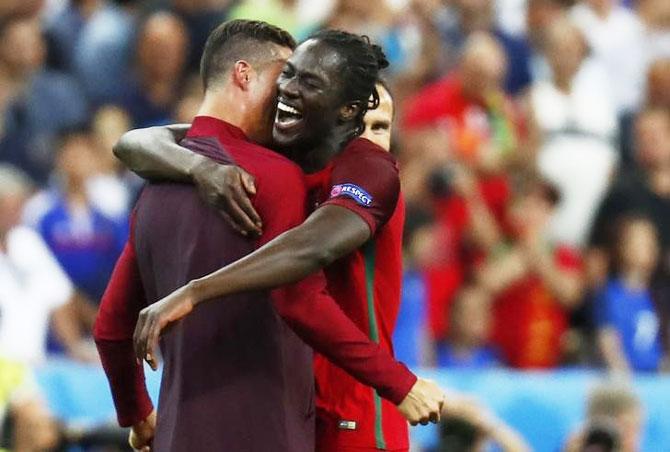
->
xmin=191 ymin=204 xmax=370 ymax=303
xmin=524 ymin=243 xmax=584 ymax=309
xmin=114 ymin=125 xmax=262 ymax=234
xmin=597 ymin=328 xmax=632 ymax=374
xmin=113 ymin=124 xmax=194 ymax=182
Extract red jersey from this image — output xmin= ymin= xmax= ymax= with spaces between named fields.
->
xmin=492 ymin=245 xmax=582 ymax=368
xmin=307 ymin=138 xmax=409 ymax=451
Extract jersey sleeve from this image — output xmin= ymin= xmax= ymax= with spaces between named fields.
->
xmin=320 ymin=138 xmax=400 ymax=236
xmin=253 ymin=161 xmax=416 ymax=405
xmin=93 ymin=213 xmax=154 ymax=427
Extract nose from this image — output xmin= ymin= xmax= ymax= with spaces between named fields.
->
xmin=278 ymin=76 xmax=299 ymax=100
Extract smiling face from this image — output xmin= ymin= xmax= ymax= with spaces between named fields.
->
xmin=273 ymin=39 xmax=349 ymax=152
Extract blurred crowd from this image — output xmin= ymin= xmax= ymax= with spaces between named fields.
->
xmin=0 ymin=0 xmax=669 ymax=450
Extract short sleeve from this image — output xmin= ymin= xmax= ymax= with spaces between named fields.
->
xmin=320 ymin=138 xmax=400 ymax=236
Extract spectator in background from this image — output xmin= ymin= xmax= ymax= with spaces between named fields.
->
xmin=525 ymin=0 xmax=570 ymax=80
xmin=570 ymin=0 xmax=647 ymax=117
xmin=437 ymin=0 xmax=532 ymax=95
xmin=0 ymin=358 xmax=60 ymax=451
xmin=588 ymin=108 xmax=670 ymax=353
xmin=565 ymin=383 xmax=643 ymax=452
xmin=477 ymin=177 xmax=583 ymax=369
xmin=437 ymin=395 xmax=531 ymax=452
xmin=88 ymin=105 xmax=134 ymax=221
xmin=0 ymin=15 xmax=88 ymax=185
xmin=402 ymin=33 xmax=516 ymax=344
xmin=527 ymin=17 xmax=618 ymax=248
xmin=0 ymin=165 xmax=82 ymax=365
xmin=436 ymin=285 xmax=501 ymax=368
xmin=122 ymin=11 xmax=189 ymax=127
xmin=24 ymin=127 xmax=127 ymax=343
xmin=646 ymin=58 xmax=670 ymax=112
xmin=595 ymin=215 xmax=664 ymax=373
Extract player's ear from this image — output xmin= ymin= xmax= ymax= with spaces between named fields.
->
xmin=339 ymin=101 xmax=361 ymax=122
xmin=232 ymin=60 xmax=253 ymax=90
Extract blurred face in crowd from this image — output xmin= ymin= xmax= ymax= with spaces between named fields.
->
xmin=456 ymin=0 xmax=494 ymax=31
xmin=56 ymin=133 xmax=97 ymax=184
xmin=618 ymin=219 xmax=659 ymax=276
xmin=137 ymin=13 xmax=189 ymax=82
xmin=545 ymin=19 xmax=586 ymax=87
xmin=508 ymin=187 xmax=556 ymax=238
xmin=0 ymin=17 xmax=45 ymax=77
xmin=634 ymin=109 xmax=670 ymax=171
xmin=361 ymin=83 xmax=393 ymax=151
xmin=0 ymin=190 xmax=28 ymax=237
xmin=460 ymin=33 xmax=507 ymax=101
xmin=646 ymin=59 xmax=670 ymax=110
xmin=93 ymin=106 xmax=132 ymax=173
xmin=273 ymin=39 xmax=352 ymax=153
xmin=450 ymin=286 xmax=492 ymax=348
xmin=526 ymin=0 xmax=567 ymax=46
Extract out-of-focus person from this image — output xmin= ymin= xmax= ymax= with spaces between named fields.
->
xmin=526 ymin=17 xmax=618 ymax=248
xmin=22 ymin=126 xmax=127 ymax=347
xmin=595 ymin=215 xmax=664 ymax=373
xmin=0 ymin=357 xmax=60 ymax=451
xmin=0 ymin=165 xmax=80 ymax=365
xmin=477 ymin=176 xmax=584 ymax=369
xmin=646 ymin=58 xmax=670 ymax=112
xmin=0 ymin=15 xmax=88 ymax=185
xmin=570 ymin=0 xmax=647 ymax=117
xmin=638 ymin=0 xmax=670 ymax=63
xmin=436 ymin=0 xmax=532 ymax=95
xmin=44 ymin=0 xmax=136 ymax=105
xmin=229 ymin=0 xmax=300 ymax=36
xmin=401 ymin=33 xmax=518 ymax=346
xmin=403 ymin=32 xmax=518 ymax=173
xmin=588 ymin=108 xmax=670 ymax=353
xmin=564 ymin=383 xmax=643 ymax=452
xmin=435 ymin=395 xmax=531 ymax=452
xmin=88 ymin=105 xmax=134 ymax=221
xmin=435 ymin=285 xmax=501 ymax=369
xmin=121 ymin=11 xmax=189 ymax=127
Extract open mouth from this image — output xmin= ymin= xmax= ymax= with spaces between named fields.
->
xmin=275 ymin=100 xmax=303 ymax=130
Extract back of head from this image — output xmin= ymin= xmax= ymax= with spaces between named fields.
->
xmin=308 ymin=29 xmax=389 ymax=137
xmin=587 ymin=383 xmax=640 ymax=421
xmin=200 ymin=19 xmax=296 ymax=91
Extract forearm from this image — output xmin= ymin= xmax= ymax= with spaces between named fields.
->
xmin=51 ymin=299 xmax=84 ymax=355
xmin=191 ymin=206 xmax=368 ymax=305
xmin=597 ymin=329 xmax=631 ymax=373
xmin=465 ymin=192 xmax=501 ymax=252
xmin=272 ymin=278 xmax=416 ymax=404
xmin=113 ymin=124 xmax=201 ymax=181
xmin=531 ymin=250 xmax=582 ymax=308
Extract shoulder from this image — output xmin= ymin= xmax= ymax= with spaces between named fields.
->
xmin=8 ymin=226 xmax=49 ymax=254
xmin=335 ymin=138 xmax=398 ymax=170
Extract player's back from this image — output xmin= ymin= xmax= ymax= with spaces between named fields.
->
xmin=132 ymin=117 xmax=314 ymax=452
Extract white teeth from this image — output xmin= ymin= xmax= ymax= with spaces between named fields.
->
xmin=277 ymin=101 xmax=301 ymax=116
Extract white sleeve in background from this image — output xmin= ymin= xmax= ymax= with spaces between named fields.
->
xmin=8 ymin=226 xmax=74 ymax=312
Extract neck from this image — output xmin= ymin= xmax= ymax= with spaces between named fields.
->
xmin=299 ymin=125 xmax=354 ymax=173
xmin=197 ymin=89 xmax=252 ymax=136
xmin=648 ymin=167 xmax=670 ymax=196
xmin=621 ymin=269 xmax=650 ymax=290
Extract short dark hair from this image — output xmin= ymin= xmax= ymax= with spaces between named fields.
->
xmin=200 ymin=19 xmax=296 ymax=90
xmin=308 ymin=29 xmax=390 ymax=138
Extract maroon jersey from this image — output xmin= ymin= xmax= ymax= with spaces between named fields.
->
xmin=94 ymin=117 xmax=415 ymax=452
xmin=307 ymin=138 xmax=409 ymax=451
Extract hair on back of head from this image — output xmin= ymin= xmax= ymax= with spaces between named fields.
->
xmin=308 ymin=29 xmax=390 ymax=138
xmin=200 ymin=19 xmax=296 ymax=90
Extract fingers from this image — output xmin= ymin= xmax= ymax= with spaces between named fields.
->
xmin=239 ymin=168 xmax=257 ymax=196
xmin=134 ymin=309 xmax=160 ymax=371
xmin=230 ymin=174 xmax=262 ymax=234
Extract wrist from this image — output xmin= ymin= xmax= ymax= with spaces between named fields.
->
xmin=187 ymin=154 xmax=213 ymax=183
